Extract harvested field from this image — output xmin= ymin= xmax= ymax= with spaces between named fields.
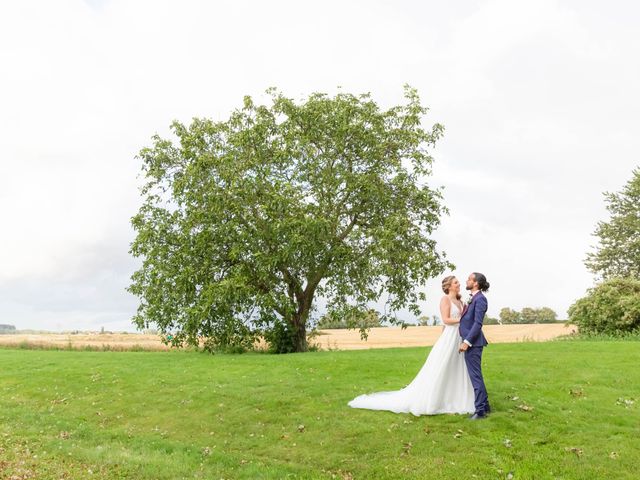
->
xmin=0 ymin=323 xmax=574 ymax=351
xmin=313 ymin=323 xmax=575 ymax=350
xmin=0 ymin=333 xmax=171 ymax=351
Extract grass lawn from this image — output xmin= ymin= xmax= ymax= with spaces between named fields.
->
xmin=0 ymin=341 xmax=638 ymax=479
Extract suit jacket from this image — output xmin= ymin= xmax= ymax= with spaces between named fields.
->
xmin=459 ymin=291 xmax=489 ymax=347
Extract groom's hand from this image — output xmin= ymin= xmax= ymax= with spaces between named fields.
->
xmin=459 ymin=343 xmax=469 ymax=353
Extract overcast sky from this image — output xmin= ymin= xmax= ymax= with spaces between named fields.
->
xmin=1 ymin=0 xmax=638 ymax=331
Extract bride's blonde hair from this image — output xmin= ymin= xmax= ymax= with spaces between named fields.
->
xmin=441 ymin=275 xmax=461 ymax=300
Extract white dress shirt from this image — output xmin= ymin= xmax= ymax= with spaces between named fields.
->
xmin=463 ymin=290 xmax=481 ymax=347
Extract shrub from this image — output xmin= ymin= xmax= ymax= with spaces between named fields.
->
xmin=568 ymin=277 xmax=640 ymax=334
xmin=263 ymin=320 xmax=297 ymax=354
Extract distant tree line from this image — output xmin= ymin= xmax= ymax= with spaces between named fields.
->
xmin=499 ymin=307 xmax=558 ymax=324
xmin=312 ymin=305 xmax=561 ymax=328
xmin=0 ymin=324 xmax=16 ymax=334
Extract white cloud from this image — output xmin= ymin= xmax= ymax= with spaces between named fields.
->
xmin=0 ymin=0 xmax=638 ymax=330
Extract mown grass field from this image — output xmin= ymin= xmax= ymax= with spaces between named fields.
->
xmin=0 ymin=341 xmax=638 ymax=479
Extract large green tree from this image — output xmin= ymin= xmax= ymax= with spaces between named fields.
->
xmin=129 ymin=87 xmax=451 ymax=353
xmin=585 ymin=168 xmax=640 ymax=279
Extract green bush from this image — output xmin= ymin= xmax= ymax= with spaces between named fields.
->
xmin=263 ymin=320 xmax=297 ymax=354
xmin=198 ymin=318 xmax=257 ymax=354
xmin=568 ymin=277 xmax=640 ymax=334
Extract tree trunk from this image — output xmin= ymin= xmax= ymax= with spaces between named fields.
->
xmin=291 ymin=286 xmax=316 ymax=353
xmin=293 ymin=318 xmax=307 ymax=352
xmin=292 ymin=299 xmax=312 ymax=353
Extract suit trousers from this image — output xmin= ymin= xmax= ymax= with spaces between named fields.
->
xmin=464 ymin=346 xmax=489 ymax=414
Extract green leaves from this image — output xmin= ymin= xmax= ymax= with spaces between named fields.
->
xmin=568 ymin=277 xmax=640 ymax=334
xmin=585 ymin=168 xmax=640 ymax=280
xmin=129 ymin=86 xmax=450 ymax=352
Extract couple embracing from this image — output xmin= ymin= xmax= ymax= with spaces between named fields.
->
xmin=349 ymin=272 xmax=491 ymax=420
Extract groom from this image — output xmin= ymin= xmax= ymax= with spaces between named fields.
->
xmin=459 ymin=272 xmax=491 ymax=420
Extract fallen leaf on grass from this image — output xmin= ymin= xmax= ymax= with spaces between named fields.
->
xmin=401 ymin=442 xmax=412 ymax=456
xmin=516 ymin=404 xmax=533 ymax=412
xmin=503 ymin=438 xmax=512 ymax=448
xmin=565 ymin=447 xmax=583 ymax=458
xmin=297 ymin=424 xmax=305 ymax=433
xmin=329 ymin=470 xmax=353 ymax=480
xmin=609 ymin=451 xmax=619 ymax=459
xmin=569 ymin=388 xmax=584 ymax=398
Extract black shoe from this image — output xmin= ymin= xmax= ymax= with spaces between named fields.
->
xmin=468 ymin=413 xmax=487 ymax=420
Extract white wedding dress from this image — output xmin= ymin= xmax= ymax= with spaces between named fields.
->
xmin=348 ymin=302 xmax=475 ymax=415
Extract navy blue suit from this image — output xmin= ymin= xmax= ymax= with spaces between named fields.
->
xmin=459 ymin=292 xmax=490 ymax=415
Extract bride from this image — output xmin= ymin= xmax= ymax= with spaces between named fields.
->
xmin=348 ymin=275 xmax=475 ymax=415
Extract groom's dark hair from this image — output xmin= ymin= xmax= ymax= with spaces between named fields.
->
xmin=473 ymin=272 xmax=490 ymax=292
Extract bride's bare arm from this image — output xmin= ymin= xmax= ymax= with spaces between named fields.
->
xmin=439 ymin=296 xmax=459 ymax=325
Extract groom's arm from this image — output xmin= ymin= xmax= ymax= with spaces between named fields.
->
xmin=464 ymin=296 xmax=487 ymax=345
